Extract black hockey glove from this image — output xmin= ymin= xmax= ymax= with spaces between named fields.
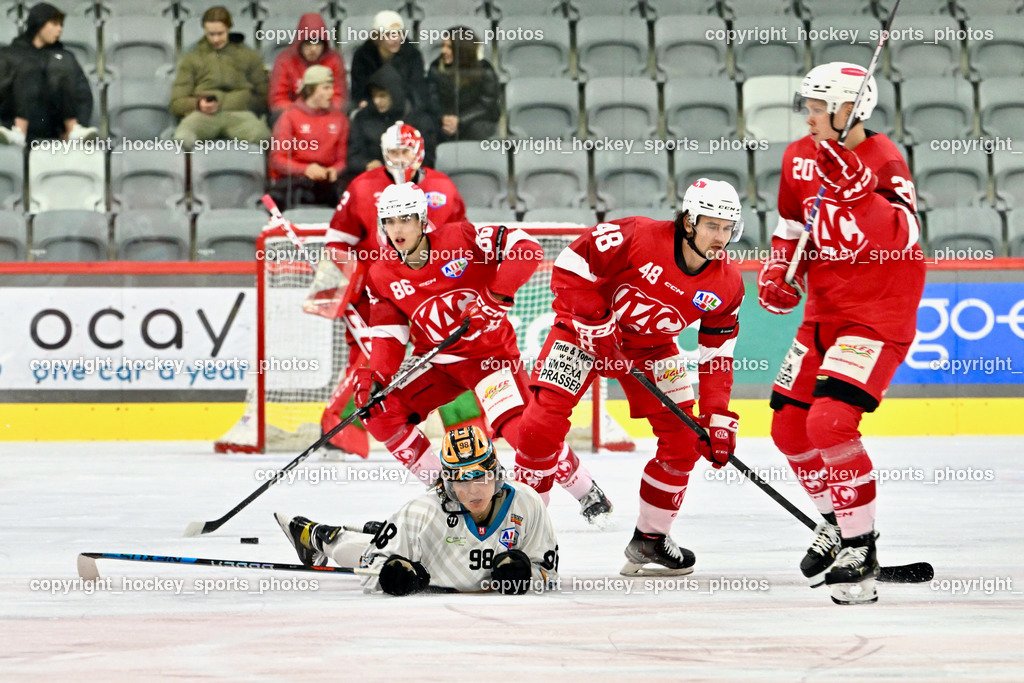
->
xmin=491 ymin=549 xmax=533 ymax=595
xmin=378 ymin=554 xmax=430 ymax=596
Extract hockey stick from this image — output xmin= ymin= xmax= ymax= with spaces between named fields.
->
xmin=626 ymin=366 xmax=934 ymax=584
xmin=785 ymin=0 xmax=903 ymax=284
xmin=184 ymin=319 xmax=471 ymax=537
xmin=77 ymin=552 xmax=379 ymax=580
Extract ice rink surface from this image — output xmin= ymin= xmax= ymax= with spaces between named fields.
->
xmin=2 ymin=436 xmax=1022 ymax=681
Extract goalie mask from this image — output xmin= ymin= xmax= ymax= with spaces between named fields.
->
xmin=679 ymin=178 xmax=744 ymax=243
xmin=440 ymin=426 xmax=502 ymax=504
xmin=380 ymin=121 xmax=425 ymax=183
xmin=794 ymin=62 xmax=877 ymax=130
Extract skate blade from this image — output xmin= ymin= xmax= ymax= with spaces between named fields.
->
xmin=805 ymin=570 xmax=826 ymax=588
xmin=619 ymin=561 xmax=694 ymax=577
xmin=829 ymin=577 xmax=878 ymax=605
xmin=583 ymin=509 xmax=614 ymax=529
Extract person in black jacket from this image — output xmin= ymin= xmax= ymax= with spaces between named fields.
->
xmin=350 ymin=10 xmax=431 ymax=116
xmin=0 ymin=2 xmax=97 ymax=145
xmin=426 ymin=27 xmax=499 ymax=143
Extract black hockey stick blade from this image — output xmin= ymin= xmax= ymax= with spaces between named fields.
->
xmin=77 ymin=552 xmax=378 ymax=580
xmin=878 ymin=562 xmax=934 ymax=584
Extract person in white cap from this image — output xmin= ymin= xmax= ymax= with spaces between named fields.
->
xmin=350 ymin=10 xmax=430 ymax=116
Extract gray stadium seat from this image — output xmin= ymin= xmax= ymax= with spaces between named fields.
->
xmin=110 ymin=148 xmax=187 ymax=211
xmin=1008 ymin=209 xmax=1024 ymax=256
xmin=512 ymin=149 xmax=590 ymax=210
xmin=876 ymin=0 xmax=958 ymax=16
xmin=958 ymin=0 xmax=1024 ymax=18
xmin=979 ymin=78 xmax=1024 ymax=140
xmin=96 ymin=0 xmax=177 ymax=17
xmin=575 ymin=16 xmax=649 ymax=81
xmin=603 ymin=206 xmax=674 ymax=221
xmin=106 ymin=77 xmax=177 ymax=141
xmin=664 ymin=77 xmax=738 ymax=142
xmin=31 ymin=210 xmax=109 ymax=261
xmin=913 ymin=147 xmax=990 ymax=211
xmin=993 ymin=150 xmax=1024 ymax=209
xmin=191 ymin=150 xmax=267 ymax=211
xmin=505 ymin=78 xmax=579 ymax=140
xmin=674 ymin=148 xmax=750 ymax=205
xmin=0 ymin=17 xmax=16 ymax=46
xmin=584 ymin=77 xmax=659 ymax=141
xmin=732 ymin=205 xmax=763 ymax=253
xmin=495 ymin=15 xmax=570 ymax=80
xmin=720 ymin=0 xmax=798 ymax=19
xmin=58 ymin=16 xmax=98 ymax=75
xmin=415 ymin=15 xmax=492 ymax=69
xmin=283 ymin=207 xmax=335 ymax=224
xmin=486 ymin=0 xmax=566 ymax=18
xmin=795 ymin=0 xmax=873 ymax=19
xmin=742 ymin=75 xmax=806 ymax=143
xmin=414 ymin=0 xmax=488 ymax=19
xmin=336 ymin=0 xmax=408 ymax=19
xmin=522 ymin=207 xmax=598 ymax=224
xmin=28 ymin=149 xmax=106 ymax=213
xmin=0 ymin=146 xmax=24 ymax=210
xmin=593 ymin=148 xmax=670 ymax=212
xmin=466 ymin=207 xmax=518 ymax=224
xmin=114 ymin=208 xmax=191 ymax=261
xmin=731 ymin=15 xmax=807 ymax=82
xmin=642 ymin=0 xmax=717 ymax=16
xmin=0 ymin=211 xmax=27 ymax=261
xmin=654 ymin=15 xmax=727 ymax=79
xmin=434 ymin=141 xmax=510 ymax=208
xmin=195 ymin=208 xmax=266 ymax=261
xmin=967 ymin=16 xmax=1024 ymax=79
xmin=899 ymin=77 xmax=975 ymax=145
xmin=925 ymin=207 xmax=1003 ymax=256
xmin=753 ymin=143 xmax=785 ymax=211
xmin=808 ymin=16 xmax=881 ymax=68
xmin=569 ymin=0 xmax=644 ymax=17
xmin=867 ymin=78 xmax=897 ymax=139
xmin=887 ymin=15 xmax=963 ymax=81
xmin=103 ymin=15 xmax=177 ymax=79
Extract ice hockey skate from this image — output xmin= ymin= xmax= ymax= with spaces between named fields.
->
xmin=579 ymin=482 xmax=613 ymax=526
xmin=620 ymin=528 xmax=696 ymax=576
xmin=801 ymin=520 xmax=842 ymax=587
xmin=274 ymin=513 xmax=341 ymax=567
xmin=825 ymin=532 xmax=879 ymax=605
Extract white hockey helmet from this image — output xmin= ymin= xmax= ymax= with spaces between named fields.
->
xmin=796 ymin=61 xmax=877 ymax=122
xmin=380 ymin=121 xmax=425 ymax=183
xmin=377 ymin=182 xmax=431 ymax=245
xmin=679 ymin=178 xmax=744 ymax=242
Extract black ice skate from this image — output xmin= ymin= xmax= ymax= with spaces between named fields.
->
xmin=801 ymin=520 xmax=842 ymax=587
xmin=825 ymin=532 xmax=880 ymax=605
xmin=620 ymin=528 xmax=696 ymax=576
xmin=579 ymin=482 xmax=613 ymax=525
xmin=274 ymin=513 xmax=341 ymax=567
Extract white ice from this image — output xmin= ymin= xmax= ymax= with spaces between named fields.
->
xmin=2 ymin=436 xmax=1022 ymax=680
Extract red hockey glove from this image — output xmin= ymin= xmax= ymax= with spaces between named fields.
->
xmin=355 ymin=368 xmax=389 ymax=418
xmin=757 ymin=254 xmax=804 ymax=315
xmin=815 ymin=139 xmax=877 ymax=204
xmin=462 ymin=290 xmax=513 ymax=340
xmin=571 ymin=312 xmax=629 ymax=378
xmin=696 ymin=411 xmax=739 ymax=469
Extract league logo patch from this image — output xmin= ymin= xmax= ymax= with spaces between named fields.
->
xmin=441 ymin=257 xmax=469 ymax=279
xmin=499 ymin=527 xmax=519 ymax=550
xmin=692 ymin=290 xmax=722 ymax=312
xmin=425 ymin=191 xmax=447 ymax=209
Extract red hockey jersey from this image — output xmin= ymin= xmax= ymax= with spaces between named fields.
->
xmin=365 ymin=221 xmax=542 ymax=378
xmin=774 ymin=132 xmax=925 ymax=343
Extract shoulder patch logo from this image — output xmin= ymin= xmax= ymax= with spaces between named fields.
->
xmin=441 ymin=257 xmax=468 ymax=278
xmin=425 ymin=191 xmax=447 ymax=209
xmin=499 ymin=527 xmax=519 ymax=550
xmin=692 ymin=290 xmax=722 ymax=312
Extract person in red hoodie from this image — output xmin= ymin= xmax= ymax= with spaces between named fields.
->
xmin=268 ymin=65 xmax=349 ymax=210
xmin=268 ymin=13 xmax=347 ymax=125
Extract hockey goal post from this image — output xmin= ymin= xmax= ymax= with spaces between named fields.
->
xmin=214 ymin=223 xmax=635 ymax=453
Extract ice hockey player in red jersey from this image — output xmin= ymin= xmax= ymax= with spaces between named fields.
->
xmin=316 ymin=121 xmax=474 ymax=456
xmin=513 ymin=179 xmax=746 ymax=575
xmin=758 ymin=62 xmax=926 ymax=605
xmin=355 ymin=183 xmax=613 ymax=522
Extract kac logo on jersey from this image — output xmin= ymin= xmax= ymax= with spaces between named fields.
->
xmin=499 ymin=527 xmax=519 ymax=550
xmin=411 ymin=290 xmax=477 ymax=343
xmin=442 ymin=257 xmax=469 ymax=279
xmin=612 ymin=284 xmax=685 ymax=335
xmin=425 ymin=191 xmax=447 ymax=209
xmin=692 ymin=290 xmax=722 ymax=312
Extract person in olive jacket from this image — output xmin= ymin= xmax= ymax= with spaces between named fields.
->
xmin=426 ymin=27 xmax=499 ymax=143
xmin=170 ymin=5 xmax=270 ymax=150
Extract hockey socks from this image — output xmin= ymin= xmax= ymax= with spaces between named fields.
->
xmin=637 ymin=459 xmax=689 ymax=535
xmin=385 ymin=426 xmax=441 ymax=485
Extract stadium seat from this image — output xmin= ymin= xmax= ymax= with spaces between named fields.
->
xmin=795 ymin=0 xmax=873 ymax=19
xmin=495 ymin=15 xmax=570 ymax=80
xmin=415 ymin=15 xmax=492 ymax=68
xmin=808 ymin=16 xmax=881 ymax=68
xmin=585 ymin=77 xmax=659 ymax=141
xmin=114 ymin=208 xmax=191 ymax=261
xmin=575 ymin=16 xmax=649 ymax=81
xmin=742 ymin=75 xmax=806 ymax=143
xmin=0 ymin=211 xmax=27 ymax=261
xmin=653 ymin=15 xmax=728 ymax=79
xmin=96 ymin=0 xmax=177 ymax=17
xmin=106 ymin=77 xmax=177 ymax=140
xmin=958 ymin=0 xmax=1024 ymax=18
xmin=913 ymin=147 xmax=990 ymax=211
xmin=664 ymin=77 xmax=738 ymax=142
xmin=642 ymin=0 xmax=717 ymax=16
xmin=899 ymin=77 xmax=975 ymax=145
xmin=733 ymin=205 xmax=763 ymax=253
xmin=486 ymin=0 xmax=567 ymax=18
xmin=57 ymin=15 xmax=98 ymax=75
xmin=191 ymin=149 xmax=267 ymax=211
xmin=731 ymin=15 xmax=807 ymax=82
xmin=875 ymin=0 xmax=958 ymax=16
xmin=512 ymin=149 xmax=590 ymax=210
xmin=110 ymin=148 xmax=187 ymax=212
xmin=569 ymin=0 xmax=644 ymax=17
xmin=925 ymin=206 xmax=1003 ymax=256
xmin=752 ymin=142 xmax=785 ymax=211
xmin=1008 ymin=209 xmax=1024 ymax=256
xmin=979 ymin=77 xmax=1024 ymax=140
xmin=505 ymin=77 xmax=580 ymax=140
xmin=886 ymin=15 xmax=963 ymax=81
xmin=993 ymin=150 xmax=1024 ymax=210
xmin=674 ymin=148 xmax=750 ymax=205
xmin=337 ymin=0 xmax=409 ymax=19
xmin=0 ymin=17 xmax=16 ymax=47
xmin=593 ymin=148 xmax=670 ymax=212
xmin=195 ymin=208 xmax=266 ymax=261
xmin=414 ymin=0 xmax=488 ymax=19
xmin=966 ymin=16 xmax=1024 ymax=79
xmin=28 ymin=149 xmax=106 ymax=213
xmin=866 ymin=78 xmax=898 ymax=139
xmin=283 ymin=207 xmax=335 ymax=224
xmin=434 ymin=141 xmax=510 ymax=208
xmin=466 ymin=206 xmax=518 ymax=224
xmin=31 ymin=210 xmax=109 ymax=261
xmin=522 ymin=207 xmax=598 ymax=224
xmin=720 ymin=0 xmax=798 ymax=20
xmin=0 ymin=146 xmax=25 ymax=210
xmin=102 ymin=15 xmax=177 ymax=79
xmin=603 ymin=206 xmax=672 ymax=221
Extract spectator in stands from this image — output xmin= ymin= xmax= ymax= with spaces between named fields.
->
xmin=268 ymin=13 xmax=347 ymax=127
xmin=170 ymin=5 xmax=270 ymax=150
xmin=346 ymin=64 xmax=436 ymax=178
xmin=426 ymin=27 xmax=499 ymax=143
xmin=350 ymin=10 xmax=431 ymax=116
xmin=268 ymin=65 xmax=349 ymax=210
xmin=0 ymin=2 xmax=97 ymax=146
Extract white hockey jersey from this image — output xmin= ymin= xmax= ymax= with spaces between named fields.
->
xmin=360 ymin=480 xmax=559 ymax=593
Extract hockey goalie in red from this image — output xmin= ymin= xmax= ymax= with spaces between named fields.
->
xmin=513 ymin=179 xmax=746 ymax=575
xmin=759 ymin=62 xmax=926 ymax=605
xmin=356 ymin=182 xmax=613 ymax=522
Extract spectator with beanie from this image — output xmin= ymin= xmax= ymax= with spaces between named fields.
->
xmin=170 ymin=5 xmax=270 ymax=149
xmin=0 ymin=2 xmax=97 ymax=145
xmin=350 ymin=10 xmax=430 ymax=116
xmin=268 ymin=65 xmax=350 ymax=210
xmin=268 ymin=13 xmax=347 ymax=126
xmin=427 ymin=27 xmax=499 ymax=143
